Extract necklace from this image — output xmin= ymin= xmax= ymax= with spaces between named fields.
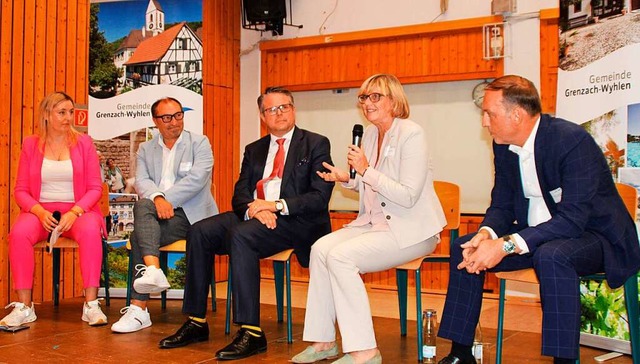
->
xmin=46 ymin=141 xmax=68 ymax=161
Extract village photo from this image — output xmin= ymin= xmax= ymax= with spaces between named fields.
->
xmin=89 ymin=0 xmax=202 ymax=294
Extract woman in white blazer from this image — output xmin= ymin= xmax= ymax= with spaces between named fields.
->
xmin=291 ymin=74 xmax=447 ymax=364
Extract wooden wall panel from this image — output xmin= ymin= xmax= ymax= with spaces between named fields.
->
xmin=203 ymin=0 xmax=240 ymax=214
xmin=0 ymin=0 xmax=14 ymax=306
xmin=202 ymin=0 xmax=241 ymax=284
xmin=540 ymin=8 xmax=559 ymax=114
xmin=259 ymin=16 xmax=504 ymax=93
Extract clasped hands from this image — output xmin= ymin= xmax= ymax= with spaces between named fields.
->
xmin=247 ymin=199 xmax=279 ymax=229
xmin=458 ymin=229 xmax=508 ymax=274
xmin=316 ymin=145 xmax=368 ymax=183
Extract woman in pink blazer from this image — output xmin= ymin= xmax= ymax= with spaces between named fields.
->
xmin=0 ymin=92 xmax=107 ymax=328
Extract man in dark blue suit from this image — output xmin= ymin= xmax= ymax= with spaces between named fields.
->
xmin=437 ymin=75 xmax=640 ymax=364
xmin=158 ymin=86 xmax=335 ymax=360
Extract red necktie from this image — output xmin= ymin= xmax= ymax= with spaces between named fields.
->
xmin=256 ymin=138 xmax=285 ymax=200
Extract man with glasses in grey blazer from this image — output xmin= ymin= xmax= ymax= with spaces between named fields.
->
xmin=111 ymin=97 xmax=218 ymax=334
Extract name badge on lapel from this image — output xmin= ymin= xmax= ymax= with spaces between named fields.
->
xmin=384 ymin=146 xmax=396 ymax=157
xmin=549 ymin=187 xmax=562 ymax=203
xmin=179 ymin=162 xmax=193 ymax=172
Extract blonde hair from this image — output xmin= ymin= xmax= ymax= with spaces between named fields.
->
xmin=37 ymin=91 xmax=80 ymax=149
xmin=358 ymin=74 xmax=410 ymax=119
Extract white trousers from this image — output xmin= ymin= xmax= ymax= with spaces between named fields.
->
xmin=302 ymin=225 xmax=439 ymax=352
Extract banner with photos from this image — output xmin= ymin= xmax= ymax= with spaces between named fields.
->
xmin=556 ymin=1 xmax=640 ymax=354
xmin=89 ymin=0 xmax=203 ymax=293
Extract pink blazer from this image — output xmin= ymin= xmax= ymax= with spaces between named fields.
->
xmin=14 ymin=134 xmax=105 ymax=234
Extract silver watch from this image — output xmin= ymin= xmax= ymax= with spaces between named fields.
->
xmin=275 ymin=200 xmax=284 ymax=212
xmin=502 ymin=235 xmax=517 ymax=255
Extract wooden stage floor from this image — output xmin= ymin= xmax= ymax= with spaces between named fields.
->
xmin=0 ymin=281 xmax=633 ymax=363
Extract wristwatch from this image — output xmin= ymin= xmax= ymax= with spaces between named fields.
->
xmin=502 ymin=235 xmax=517 ymax=255
xmin=275 ymin=200 xmax=284 ymax=213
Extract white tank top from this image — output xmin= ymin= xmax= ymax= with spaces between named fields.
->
xmin=40 ymin=159 xmax=74 ymax=202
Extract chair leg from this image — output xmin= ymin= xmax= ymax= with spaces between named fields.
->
xmin=285 ymin=259 xmax=292 ymax=343
xmin=396 ymin=269 xmax=409 ymax=336
xmin=160 ymin=252 xmax=168 ymax=310
xmin=273 ymin=261 xmax=285 ymax=323
xmin=126 ymin=249 xmax=133 ymax=306
xmin=415 ymin=268 xmax=424 ymax=362
xmin=496 ymin=279 xmax=507 ymax=364
xmin=211 ymin=263 xmax=217 ymax=312
xmin=101 ymin=238 xmax=111 ymax=306
xmin=53 ymin=249 xmax=61 ymax=306
xmin=623 ymin=275 xmax=640 ymax=364
xmin=225 ymin=261 xmax=232 ymax=335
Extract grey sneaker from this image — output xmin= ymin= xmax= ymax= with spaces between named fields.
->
xmin=0 ymin=302 xmax=37 ymax=327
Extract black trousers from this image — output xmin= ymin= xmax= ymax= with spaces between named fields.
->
xmin=182 ymin=211 xmax=297 ymax=325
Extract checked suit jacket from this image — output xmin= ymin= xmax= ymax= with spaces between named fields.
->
xmin=483 ymin=114 xmax=640 ymax=288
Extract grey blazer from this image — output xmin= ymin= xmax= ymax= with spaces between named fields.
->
xmin=134 ymin=130 xmax=218 ymax=224
xmin=346 ymin=118 xmax=446 ymax=248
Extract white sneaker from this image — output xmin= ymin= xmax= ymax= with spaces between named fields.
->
xmin=82 ymin=299 xmax=108 ymax=326
xmin=111 ymin=305 xmax=152 ymax=333
xmin=133 ymin=265 xmax=170 ymax=294
xmin=0 ymin=302 xmax=37 ymax=327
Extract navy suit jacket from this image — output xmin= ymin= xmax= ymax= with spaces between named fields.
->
xmin=231 ymin=126 xmax=334 ymax=267
xmin=482 ymin=114 xmax=640 ymax=288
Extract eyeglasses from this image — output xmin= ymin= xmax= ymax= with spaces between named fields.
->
xmin=154 ymin=111 xmax=184 ymax=123
xmin=262 ymin=103 xmax=293 ymax=116
xmin=358 ymin=93 xmax=386 ymax=104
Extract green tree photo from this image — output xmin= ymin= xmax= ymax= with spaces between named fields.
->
xmin=89 ymin=4 xmax=120 ymax=97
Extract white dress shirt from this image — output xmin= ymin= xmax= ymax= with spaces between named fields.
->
xmin=248 ymin=128 xmax=295 ymax=217
xmin=149 ymin=132 xmax=184 ymax=201
xmin=482 ymin=117 xmax=551 ymax=253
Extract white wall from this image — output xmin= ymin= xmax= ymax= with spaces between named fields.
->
xmin=239 ymin=0 xmax=558 ymax=214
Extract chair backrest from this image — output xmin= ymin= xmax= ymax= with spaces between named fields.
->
xmin=616 ymin=182 xmax=637 ymax=220
xmin=100 ymin=182 xmax=110 ymax=217
xmin=434 ymin=180 xmax=461 ymax=230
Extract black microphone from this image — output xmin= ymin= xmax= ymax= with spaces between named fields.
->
xmin=350 ymin=124 xmax=364 ymax=179
xmin=49 ymin=211 xmax=61 ymax=240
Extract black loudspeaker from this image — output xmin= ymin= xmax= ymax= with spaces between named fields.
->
xmin=243 ymin=0 xmax=286 ymax=23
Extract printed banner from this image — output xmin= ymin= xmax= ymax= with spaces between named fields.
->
xmin=89 ymin=0 xmax=203 ymax=291
xmin=557 ymin=1 xmax=640 ymax=354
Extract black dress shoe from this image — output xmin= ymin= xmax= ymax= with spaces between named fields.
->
xmin=159 ymin=319 xmax=209 ymax=349
xmin=215 ymin=327 xmax=267 ymax=360
xmin=438 ymin=354 xmax=477 ymax=364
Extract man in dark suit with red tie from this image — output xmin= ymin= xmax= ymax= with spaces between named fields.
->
xmin=159 ymin=86 xmax=335 ymax=360
xmin=436 ymin=75 xmax=640 ymax=364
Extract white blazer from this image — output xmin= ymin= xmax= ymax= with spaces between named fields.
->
xmin=346 ymin=118 xmax=446 ymax=248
